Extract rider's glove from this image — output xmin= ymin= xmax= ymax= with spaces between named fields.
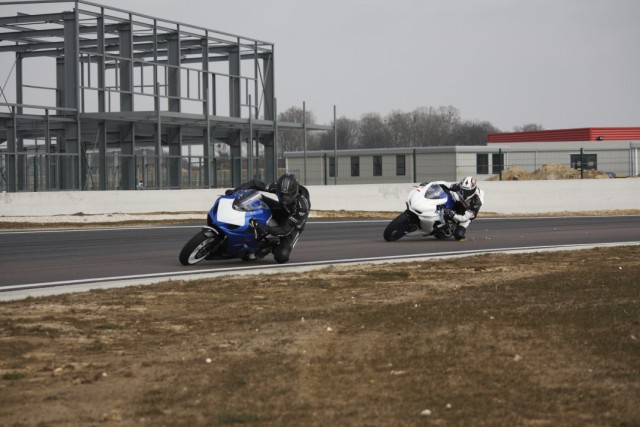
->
xmin=249 ymin=218 xmax=268 ymax=239
xmin=443 ymin=208 xmax=456 ymax=220
xmin=250 ymin=179 xmax=267 ymax=191
xmin=225 ymin=189 xmax=234 ymax=195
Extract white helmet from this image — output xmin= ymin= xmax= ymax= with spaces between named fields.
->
xmin=459 ymin=176 xmax=477 ymax=200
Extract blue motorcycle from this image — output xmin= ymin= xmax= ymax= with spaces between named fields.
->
xmin=179 ymin=189 xmax=278 ymax=265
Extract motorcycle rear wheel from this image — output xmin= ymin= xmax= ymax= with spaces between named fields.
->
xmin=383 ymin=212 xmax=414 ymax=241
xmin=179 ymin=231 xmax=223 ymax=265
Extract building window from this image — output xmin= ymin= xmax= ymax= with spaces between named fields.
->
xmin=570 ymin=154 xmax=598 ymax=170
xmin=329 ymin=157 xmax=335 ymax=177
xmin=492 ymin=153 xmax=504 ymax=174
xmin=396 ymin=155 xmax=406 ymax=176
xmin=477 ymin=154 xmax=489 ymax=175
xmin=351 ymin=156 xmax=360 ymax=177
xmin=373 ymin=156 xmax=382 ymax=176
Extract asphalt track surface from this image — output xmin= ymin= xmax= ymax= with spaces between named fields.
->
xmin=1 ymin=216 xmax=640 ymax=296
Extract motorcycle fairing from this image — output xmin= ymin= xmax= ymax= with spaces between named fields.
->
xmin=216 ymin=198 xmax=246 ymax=226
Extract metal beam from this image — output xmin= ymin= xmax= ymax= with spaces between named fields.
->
xmin=118 ymin=22 xmax=133 ymax=112
xmin=0 ymin=12 xmax=66 ymax=26
xmin=0 ymin=1 xmax=292 ymax=193
xmin=167 ymin=30 xmax=181 ymax=113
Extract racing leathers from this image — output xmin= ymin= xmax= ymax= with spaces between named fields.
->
xmin=432 ymin=180 xmax=484 ymax=241
xmin=229 ymin=178 xmax=310 ymax=263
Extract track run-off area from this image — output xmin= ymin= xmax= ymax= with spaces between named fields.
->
xmin=1 ymin=215 xmax=640 ymax=300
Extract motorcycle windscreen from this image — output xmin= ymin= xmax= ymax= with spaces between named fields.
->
xmin=217 ymin=198 xmax=246 ymax=226
xmin=232 ymin=189 xmax=268 ymax=211
xmin=425 ymin=184 xmax=446 ymax=199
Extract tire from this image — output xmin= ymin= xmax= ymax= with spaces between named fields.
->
xmin=434 ymin=223 xmax=454 ymax=240
xmin=383 ymin=212 xmax=414 ymax=242
xmin=179 ymin=231 xmax=222 ymax=265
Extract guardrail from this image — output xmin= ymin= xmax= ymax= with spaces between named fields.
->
xmin=2 ymin=179 xmax=639 ymax=217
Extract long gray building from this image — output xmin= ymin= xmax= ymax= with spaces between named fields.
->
xmin=285 ymin=127 xmax=640 ymax=185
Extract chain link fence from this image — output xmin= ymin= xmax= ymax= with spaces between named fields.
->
xmin=284 ymin=146 xmax=638 ymax=185
xmin=2 ymin=146 xmax=637 ymax=192
xmin=0 ymin=151 xmax=286 ymax=192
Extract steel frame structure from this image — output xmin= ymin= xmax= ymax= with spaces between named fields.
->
xmin=0 ymin=0 xmax=331 ymax=192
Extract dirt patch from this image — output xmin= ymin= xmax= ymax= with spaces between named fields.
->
xmin=1 ymin=246 xmax=639 ymax=426
xmin=487 ymin=163 xmax=611 ymax=180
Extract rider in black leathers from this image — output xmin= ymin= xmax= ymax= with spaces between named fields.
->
xmin=228 ymin=173 xmax=310 ymax=263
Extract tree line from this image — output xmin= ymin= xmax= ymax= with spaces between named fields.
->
xmin=276 ymin=105 xmax=544 ymax=156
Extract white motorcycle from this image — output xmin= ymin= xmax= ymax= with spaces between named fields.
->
xmin=383 ymin=182 xmax=457 ymax=241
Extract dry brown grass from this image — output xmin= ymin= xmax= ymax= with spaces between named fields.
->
xmin=1 ymin=246 xmax=639 ymax=426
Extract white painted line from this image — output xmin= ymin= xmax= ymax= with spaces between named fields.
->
xmin=3 ymin=215 xmax=639 ymax=235
xmin=2 ymin=241 xmax=639 ymax=301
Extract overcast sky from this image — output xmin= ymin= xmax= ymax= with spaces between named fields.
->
xmin=5 ymin=0 xmax=640 ymax=131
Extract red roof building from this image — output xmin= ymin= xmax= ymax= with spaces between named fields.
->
xmin=484 ymin=127 xmax=640 ymax=178
xmin=487 ymin=127 xmax=640 ymax=143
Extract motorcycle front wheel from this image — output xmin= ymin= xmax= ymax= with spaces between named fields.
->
xmin=179 ymin=231 xmax=223 ymax=265
xmin=383 ymin=212 xmax=415 ymax=241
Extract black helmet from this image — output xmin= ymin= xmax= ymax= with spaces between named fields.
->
xmin=276 ymin=173 xmax=299 ymax=207
xmin=459 ymin=176 xmax=477 ymax=200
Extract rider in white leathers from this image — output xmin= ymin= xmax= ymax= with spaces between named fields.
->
xmin=431 ymin=176 xmax=484 ymax=241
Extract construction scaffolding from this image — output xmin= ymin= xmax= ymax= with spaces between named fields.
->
xmin=0 ymin=0 xmax=332 ymax=192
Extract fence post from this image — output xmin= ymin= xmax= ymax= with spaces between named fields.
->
xmin=323 ymin=152 xmax=327 ymax=185
xmin=33 ymin=155 xmax=38 ymax=192
xmin=303 ymin=101 xmax=307 ymax=185
xmin=333 ymin=105 xmax=337 ymax=185
xmin=580 ymin=148 xmax=584 ymax=179
xmin=412 ymin=149 xmax=417 ymax=183
xmin=499 ymin=148 xmax=503 ymax=181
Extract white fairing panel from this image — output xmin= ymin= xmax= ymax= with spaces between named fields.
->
xmin=406 ymin=184 xmax=448 ymax=234
xmin=408 ymin=186 xmax=447 ymax=214
xmin=217 ymin=198 xmax=246 ymax=226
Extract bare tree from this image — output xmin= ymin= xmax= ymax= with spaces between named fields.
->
xmin=385 ymin=110 xmax=412 ymax=147
xmin=314 ymin=116 xmax=360 ymax=151
xmin=277 ymin=106 xmax=317 ymax=156
xmin=409 ymin=106 xmax=461 ymax=146
xmin=359 ymin=113 xmax=393 ymax=149
xmin=279 ymin=104 xmax=500 ymax=151
xmin=451 ymin=120 xmax=499 ymax=146
xmin=513 ymin=123 xmax=545 ymax=132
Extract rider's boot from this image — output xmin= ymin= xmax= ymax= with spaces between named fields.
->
xmin=241 ymin=251 xmax=258 ymax=261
